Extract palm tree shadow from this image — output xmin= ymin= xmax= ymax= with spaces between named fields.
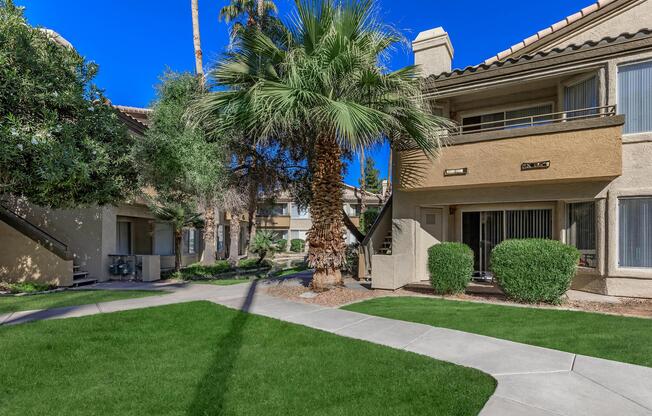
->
xmin=187 ymin=279 xmax=258 ymax=415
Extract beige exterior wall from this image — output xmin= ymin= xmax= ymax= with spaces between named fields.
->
xmin=397 ymin=123 xmax=623 ymax=190
xmin=542 ymin=0 xmax=652 ymax=53
xmin=0 ymin=219 xmax=73 ymax=287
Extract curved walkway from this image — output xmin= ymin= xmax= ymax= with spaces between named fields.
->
xmin=2 ymin=281 xmax=652 ymax=416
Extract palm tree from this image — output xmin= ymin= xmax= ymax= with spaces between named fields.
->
xmin=218 ymin=187 xmax=248 ymax=267
xmin=358 ymin=149 xmax=366 ymax=216
xmin=191 ymin=0 xmax=204 ymax=80
xmin=150 ymin=204 xmax=203 ymax=272
xmin=193 ymin=0 xmax=451 ymax=291
xmin=218 ymin=0 xmax=278 ymax=35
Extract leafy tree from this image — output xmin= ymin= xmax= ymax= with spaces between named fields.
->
xmin=133 ymin=72 xmax=224 ymax=264
xmin=149 ymin=203 xmax=203 ymax=272
xmin=364 ymin=158 xmax=382 ymax=194
xmin=194 ymin=0 xmax=450 ymax=291
xmin=0 ymin=1 xmax=137 ymax=208
xmin=249 ymin=230 xmax=278 ymax=264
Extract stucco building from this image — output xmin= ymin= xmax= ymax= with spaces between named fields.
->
xmin=363 ymin=0 xmax=652 ymax=297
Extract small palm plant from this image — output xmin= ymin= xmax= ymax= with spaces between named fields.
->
xmin=150 ymin=203 xmax=203 ymax=272
xmin=249 ymin=230 xmax=279 ymax=265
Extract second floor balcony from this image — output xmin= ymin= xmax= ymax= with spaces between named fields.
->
xmin=396 ymin=105 xmax=624 ymax=191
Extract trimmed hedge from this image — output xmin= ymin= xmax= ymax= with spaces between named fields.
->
xmin=491 ymin=239 xmax=580 ymax=304
xmin=428 ymin=243 xmax=474 ymax=294
xmin=290 ymin=239 xmax=305 ymax=253
xmin=277 ymin=238 xmax=288 ymax=252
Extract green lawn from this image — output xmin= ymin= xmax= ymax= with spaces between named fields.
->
xmin=0 ymin=302 xmax=494 ymax=416
xmin=273 ymin=265 xmax=310 ymax=277
xmin=344 ymin=297 xmax=652 ymax=368
xmin=191 ymin=278 xmax=251 ymax=286
xmin=0 ymin=290 xmax=164 ymax=314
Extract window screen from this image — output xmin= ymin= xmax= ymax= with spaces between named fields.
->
xmin=619 ymin=61 xmax=652 ymax=134
xmin=567 ymin=202 xmax=597 ymax=268
xmin=619 ymin=198 xmax=652 ymax=268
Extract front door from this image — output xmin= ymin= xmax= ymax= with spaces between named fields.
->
xmin=417 ymin=208 xmax=444 ymax=280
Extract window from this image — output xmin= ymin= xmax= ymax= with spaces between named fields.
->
xmin=347 ymin=204 xmax=362 ymax=217
xmin=153 ymin=222 xmax=174 ymax=255
xmin=619 ymin=61 xmax=652 ymax=134
xmin=619 ymin=198 xmax=652 ymax=268
xmin=183 ymin=228 xmax=200 ymax=255
xmin=564 ymin=76 xmax=598 ymax=118
xmin=462 ymin=104 xmax=553 ymax=132
xmin=505 ymin=209 xmax=553 ymax=239
xmin=290 ymin=203 xmax=310 ymax=219
xmin=258 ymin=203 xmax=288 ymax=216
xmin=116 ymin=222 xmax=131 ymax=255
xmin=566 ymin=202 xmax=596 ymax=268
xmin=290 ymin=230 xmax=307 ymax=241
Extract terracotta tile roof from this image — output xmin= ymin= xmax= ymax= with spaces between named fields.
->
xmin=113 ymin=105 xmax=152 ymax=128
xmin=114 ymin=105 xmax=151 ymax=135
xmin=425 ymin=28 xmax=652 ymax=83
xmin=483 ymin=0 xmax=618 ymax=65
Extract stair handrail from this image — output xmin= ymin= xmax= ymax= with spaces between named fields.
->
xmin=0 ymin=203 xmax=72 ymax=261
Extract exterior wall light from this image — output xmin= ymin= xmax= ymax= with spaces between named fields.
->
xmin=444 ymin=167 xmax=468 ymax=176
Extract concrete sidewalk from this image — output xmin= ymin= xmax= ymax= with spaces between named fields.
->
xmin=2 ymin=281 xmax=652 ymax=416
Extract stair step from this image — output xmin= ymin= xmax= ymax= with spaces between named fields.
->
xmin=73 ymin=271 xmax=89 ymax=280
xmin=71 ymin=277 xmax=98 ymax=287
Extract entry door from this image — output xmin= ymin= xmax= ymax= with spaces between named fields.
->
xmin=417 ymin=208 xmax=444 ymax=280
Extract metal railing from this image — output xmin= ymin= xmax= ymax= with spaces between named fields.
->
xmin=0 ymin=203 xmax=71 ymax=260
xmin=452 ymin=105 xmax=617 ymax=136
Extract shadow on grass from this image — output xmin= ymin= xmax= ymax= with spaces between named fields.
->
xmin=187 ymin=279 xmax=259 ymax=415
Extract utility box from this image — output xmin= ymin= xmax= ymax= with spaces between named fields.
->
xmin=139 ymin=255 xmax=161 ymax=282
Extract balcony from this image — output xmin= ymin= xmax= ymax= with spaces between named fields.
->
xmin=255 ymin=215 xmax=290 ymax=228
xmin=396 ymin=106 xmax=624 ymax=190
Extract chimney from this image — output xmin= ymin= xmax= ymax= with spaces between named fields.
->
xmin=412 ymin=27 xmax=454 ymax=77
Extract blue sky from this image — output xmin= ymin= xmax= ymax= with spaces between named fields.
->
xmin=19 ymin=0 xmax=594 ymax=187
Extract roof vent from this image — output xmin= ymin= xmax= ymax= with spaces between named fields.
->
xmin=412 ymin=27 xmax=454 ymax=77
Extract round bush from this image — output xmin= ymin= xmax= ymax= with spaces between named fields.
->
xmin=428 ymin=243 xmax=474 ymax=294
xmin=276 ymin=238 xmax=288 ymax=252
xmin=491 ymin=239 xmax=580 ymax=304
xmin=290 ymin=239 xmax=305 ymax=253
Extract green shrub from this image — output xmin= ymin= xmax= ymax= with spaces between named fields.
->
xmin=0 ymin=281 xmax=55 ymax=294
xmin=491 ymin=239 xmax=580 ymax=304
xmin=176 ymin=261 xmax=231 ymax=280
xmin=360 ymin=208 xmax=380 ymax=234
xmin=343 ymin=243 xmax=360 ymax=274
xmin=290 ymin=239 xmax=305 ymax=253
xmin=427 ymin=243 xmax=474 ymax=294
xmin=277 ymin=238 xmax=288 ymax=252
xmin=238 ymin=258 xmax=271 ymax=269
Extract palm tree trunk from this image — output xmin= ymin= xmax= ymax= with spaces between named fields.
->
xmin=385 ymin=147 xmax=392 ymax=202
xmin=174 ymin=229 xmax=183 ymax=272
xmin=308 ymin=134 xmax=346 ymax=291
xmin=246 ymin=169 xmax=258 ymax=256
xmin=228 ymin=214 xmax=241 ymax=268
xmin=359 ymin=149 xmax=366 ymax=216
xmin=200 ymin=205 xmax=216 ymax=265
xmin=191 ymin=0 xmax=204 ymax=81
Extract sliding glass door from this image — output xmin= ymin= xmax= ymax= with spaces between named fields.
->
xmin=462 ymin=208 xmax=553 ymax=277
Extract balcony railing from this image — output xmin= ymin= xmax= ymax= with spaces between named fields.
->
xmin=452 ymin=105 xmax=617 ymax=136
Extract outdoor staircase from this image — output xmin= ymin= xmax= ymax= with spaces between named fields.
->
xmin=0 ymin=203 xmax=97 ymax=287
xmin=378 ymin=231 xmax=392 ymax=255
xmin=72 ymin=264 xmax=97 ymax=287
